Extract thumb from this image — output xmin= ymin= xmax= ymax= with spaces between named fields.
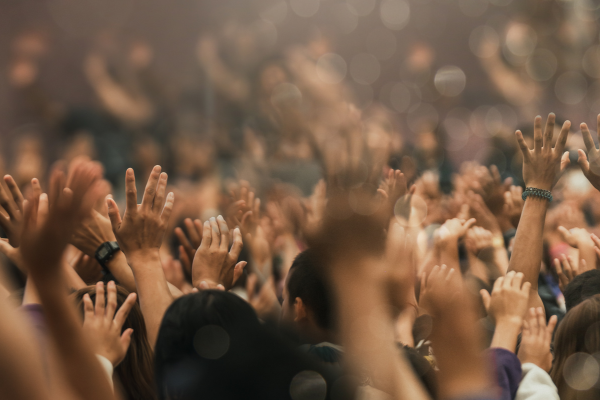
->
xmin=578 ymin=149 xmax=590 ymax=175
xmin=480 ymin=289 xmax=491 ymax=313
xmin=560 ymin=151 xmax=570 ymax=172
xmin=120 ymin=328 xmax=134 ymax=353
xmin=232 ymin=261 xmax=247 ymax=286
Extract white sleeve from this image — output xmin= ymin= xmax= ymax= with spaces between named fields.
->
xmin=96 ymin=354 xmax=114 ymax=390
xmin=515 ymin=363 xmax=559 ymax=400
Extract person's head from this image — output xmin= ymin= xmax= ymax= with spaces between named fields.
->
xmin=73 ymin=285 xmax=156 ymax=400
xmin=563 ymin=270 xmax=600 ymax=311
xmin=282 ymin=250 xmax=334 ymax=343
xmin=154 ymin=290 xmax=345 ymax=400
xmin=551 ymin=294 xmax=600 ymax=399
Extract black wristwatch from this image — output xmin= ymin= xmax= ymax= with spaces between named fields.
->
xmin=95 ymin=241 xmax=120 ymax=273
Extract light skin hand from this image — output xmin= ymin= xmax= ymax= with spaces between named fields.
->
xmin=480 ymin=271 xmax=530 ymax=352
xmin=82 ymin=281 xmax=136 ymax=367
xmin=557 ymin=226 xmax=596 ymax=272
xmin=577 ymin=114 xmax=600 ymax=191
xmin=71 ymin=208 xmax=117 ymax=257
xmin=503 ymin=186 xmax=523 ymax=228
xmin=517 ymin=308 xmax=557 ymax=372
xmin=0 ymin=175 xmax=25 ymax=247
xmin=107 ymin=166 xmax=174 ymax=261
xmin=174 ymin=218 xmax=203 ymax=274
xmin=191 ymin=215 xmax=246 ymax=290
xmin=553 ymin=254 xmax=581 ymax=293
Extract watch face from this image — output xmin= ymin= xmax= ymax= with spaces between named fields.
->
xmin=98 ymin=247 xmax=109 ymax=258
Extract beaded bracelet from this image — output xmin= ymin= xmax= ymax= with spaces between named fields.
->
xmin=522 ymin=187 xmax=553 ymax=202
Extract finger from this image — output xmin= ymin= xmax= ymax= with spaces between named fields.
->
xmin=522 ymin=281 xmax=531 ymax=295
xmin=581 ymin=122 xmax=597 ymax=152
xmin=533 ymin=115 xmax=543 ymax=152
xmin=153 ymin=172 xmax=168 ymax=214
xmin=193 ymin=219 xmax=204 ymax=245
xmin=557 ymin=226 xmax=572 ymax=244
xmin=217 ymin=215 xmax=230 ymax=253
xmin=31 ymin=178 xmax=42 ymax=199
xmin=125 ymin=168 xmax=138 ymax=216
xmin=543 ymin=113 xmax=555 ymax=151
xmin=0 ymin=184 xmax=17 ymax=219
xmin=515 ymin=130 xmax=531 ymax=161
xmin=184 ymin=218 xmax=201 ymax=246
xmin=179 ymin=245 xmax=191 ymax=274
xmin=492 ymin=276 xmax=504 ymax=293
xmin=106 ymin=198 xmax=122 ymax=231
xmin=512 ymin=272 xmax=524 ymax=290
xmin=83 ymin=293 xmax=95 ymax=321
xmin=554 ymin=258 xmax=566 ymax=284
xmin=480 ymin=289 xmax=491 ymax=313
xmin=560 ymin=151 xmax=571 ymax=173
xmin=528 ymin=308 xmax=539 ymax=335
xmin=114 ymin=293 xmax=137 ymax=328
xmin=577 ymin=149 xmax=591 ymax=176
xmin=554 ymin=120 xmax=571 ymax=154
xmin=229 ymin=227 xmax=243 ymax=260
xmin=4 ymin=175 xmax=24 ymax=212
xmin=463 ymin=218 xmax=477 ymax=231
xmin=216 ymin=284 xmax=225 ymax=291
xmin=246 ymin=273 xmax=258 ymax=301
xmin=546 ymin=315 xmax=558 ymax=342
xmin=141 ymin=165 xmax=161 ymax=212
xmin=160 ymin=192 xmax=174 ymax=225
xmin=106 ymin=281 xmax=117 ymax=318
xmin=536 ymin=307 xmax=546 ymax=338
xmin=577 ymin=258 xmax=584 ymax=274
xmin=175 ymin=227 xmax=193 ymax=253
xmin=37 ymin=193 xmax=48 ymax=227
xmin=564 ymin=255 xmax=574 ymax=280
xmin=95 ymin=281 xmax=105 ymax=316
xmin=591 ymin=233 xmax=600 ymax=248
xmin=209 ymin=217 xmax=220 ymax=249
xmin=120 ymin=328 xmax=134 ymax=352
xmin=232 ymin=261 xmax=247 ymax=286
xmin=199 ymin=221 xmax=212 ymax=249
xmin=503 ymin=271 xmax=515 ymax=289
xmin=199 ymin=281 xmax=209 ymax=290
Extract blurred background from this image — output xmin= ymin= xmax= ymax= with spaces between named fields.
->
xmin=1 ymin=0 xmax=600 ymax=198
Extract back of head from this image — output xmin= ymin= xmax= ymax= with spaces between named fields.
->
xmin=564 ymin=269 xmax=600 ymax=311
xmin=551 ymin=294 xmax=600 ymax=399
xmin=287 ymin=250 xmax=334 ymax=331
xmin=155 ymin=290 xmax=346 ymax=400
xmin=73 ymin=285 xmax=156 ymax=400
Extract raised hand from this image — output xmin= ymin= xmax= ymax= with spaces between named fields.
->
xmin=503 ymin=185 xmax=524 ymax=228
xmin=246 ymin=274 xmax=281 ymax=321
xmin=82 ymin=281 xmax=136 ymax=367
xmin=557 ymin=226 xmax=596 ymax=272
xmin=192 ymin=215 xmax=246 ymax=290
xmin=517 ymin=307 xmax=557 ymax=372
xmin=0 ymin=175 xmax=25 ymax=247
xmin=377 ymin=169 xmax=412 ymax=217
xmin=20 ymin=163 xmax=102 ymax=279
xmin=174 ymin=218 xmax=203 ymax=273
xmin=71 ymin=208 xmax=117 ymax=257
xmin=465 ymin=226 xmax=493 ymax=255
xmin=106 ymin=166 xmax=174 ymax=260
xmin=553 ymin=254 xmax=581 ymax=293
xmin=577 ymin=114 xmax=600 ymax=191
xmin=480 ymin=271 xmax=530 ymax=352
xmin=419 ymin=264 xmax=461 ymax=316
xmin=436 ymin=218 xmax=477 ymax=243
xmin=515 ymin=113 xmax=570 ymax=191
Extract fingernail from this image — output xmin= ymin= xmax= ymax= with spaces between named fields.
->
xmin=210 ymin=217 xmax=216 ymax=222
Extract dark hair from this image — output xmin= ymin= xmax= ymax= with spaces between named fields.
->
xmin=154 ymin=290 xmax=346 ymax=400
xmin=551 ymin=294 xmax=600 ymax=399
xmin=563 ymin=269 xmax=600 ymax=311
xmin=73 ymin=285 xmax=157 ymax=400
xmin=287 ymin=250 xmax=334 ymax=331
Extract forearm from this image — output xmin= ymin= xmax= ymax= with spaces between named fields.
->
xmin=508 ymin=198 xmax=548 ymax=309
xmin=577 ymin=241 xmax=596 ymax=273
xmin=490 ymin=320 xmax=522 ymax=353
xmin=438 ymin=239 xmax=460 ymax=273
xmin=127 ymin=251 xmax=173 ymax=346
xmin=105 ymin=252 xmax=136 ymax=293
xmin=333 ymin=263 xmax=430 ymax=400
xmin=493 ymin=235 xmax=510 ymax=275
xmin=30 ymin=270 xmax=114 ymax=400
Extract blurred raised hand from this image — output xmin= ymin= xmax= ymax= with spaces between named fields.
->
xmin=577 ymin=114 xmax=600 ymax=191
xmin=82 ymin=281 xmax=137 ymax=367
xmin=0 ymin=175 xmax=25 ymax=247
xmin=503 ymin=185 xmax=524 ymax=228
xmin=553 ymin=254 xmax=581 ymax=293
xmin=517 ymin=308 xmax=557 ymax=372
xmin=191 ymin=215 xmax=246 ymax=290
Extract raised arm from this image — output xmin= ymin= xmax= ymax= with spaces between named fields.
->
xmin=508 ymin=113 xmax=570 ymax=309
xmin=107 ymin=166 xmax=174 ymax=347
xmin=20 ymin=162 xmax=116 ymax=400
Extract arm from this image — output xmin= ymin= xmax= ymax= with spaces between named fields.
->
xmin=21 ymin=162 xmax=116 ymax=400
xmin=508 ymin=114 xmax=571 ymax=310
xmin=107 ymin=166 xmax=174 ymax=347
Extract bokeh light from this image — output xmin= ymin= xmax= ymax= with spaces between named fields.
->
xmin=434 ymin=66 xmax=466 ymax=97
xmin=193 ymin=325 xmax=230 ymax=360
xmin=555 ymin=71 xmax=588 ymax=105
xmin=290 ymin=0 xmax=320 ymax=17
xmin=366 ymin=28 xmax=397 ymax=60
xmin=380 ymin=0 xmax=410 ymax=31
xmin=350 ymin=53 xmax=381 ymax=84
xmin=289 ymin=371 xmax=327 ymax=400
xmin=469 ymin=25 xmax=500 ymax=58
xmin=563 ymin=353 xmax=600 ymax=391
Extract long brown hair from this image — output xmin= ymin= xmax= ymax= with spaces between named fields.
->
xmin=551 ymin=294 xmax=600 ymax=400
xmin=72 ymin=285 xmax=158 ymax=400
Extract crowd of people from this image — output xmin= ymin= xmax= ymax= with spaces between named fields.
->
xmin=3 ymin=6 xmax=600 ymax=399
xmin=1 ymin=108 xmax=600 ymax=400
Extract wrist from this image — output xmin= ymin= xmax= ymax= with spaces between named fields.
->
xmin=125 ymin=249 xmax=161 ymax=266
